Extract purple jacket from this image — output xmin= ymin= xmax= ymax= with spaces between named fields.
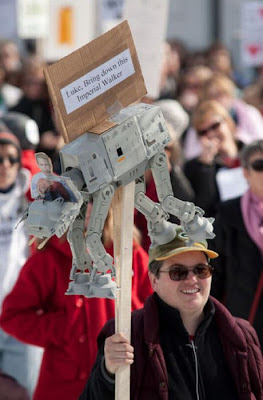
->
xmin=81 ymin=294 xmax=263 ymax=400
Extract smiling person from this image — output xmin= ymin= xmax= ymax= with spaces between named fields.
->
xmin=79 ymin=226 xmax=262 ymax=400
xmin=210 ymin=139 xmax=263 ymax=351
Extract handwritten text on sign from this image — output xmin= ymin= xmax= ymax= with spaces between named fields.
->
xmin=61 ymin=49 xmax=135 ymax=114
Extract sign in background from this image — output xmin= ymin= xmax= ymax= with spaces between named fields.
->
xmin=123 ymin=0 xmax=169 ymax=99
xmin=17 ymin=0 xmax=49 ymax=39
xmin=39 ymin=0 xmax=97 ymax=62
xmin=241 ymin=1 xmax=263 ymax=67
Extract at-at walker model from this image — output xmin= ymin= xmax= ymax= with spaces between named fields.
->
xmin=24 ymin=103 xmax=215 ymax=299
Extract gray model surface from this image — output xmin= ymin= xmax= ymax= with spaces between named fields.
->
xmin=23 ymin=103 xmax=215 ymax=299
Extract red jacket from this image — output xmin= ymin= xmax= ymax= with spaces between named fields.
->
xmin=0 ymin=236 xmax=152 ymax=400
xmin=21 ymin=149 xmax=40 ymax=201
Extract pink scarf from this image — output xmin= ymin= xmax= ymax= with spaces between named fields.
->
xmin=241 ymin=189 xmax=263 ymax=258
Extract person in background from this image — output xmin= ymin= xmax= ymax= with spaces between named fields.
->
xmin=176 ymin=65 xmax=213 ymax=116
xmin=9 ymin=55 xmax=60 ymax=165
xmin=183 ymin=100 xmax=248 ymax=217
xmin=79 ymin=225 xmax=262 ymax=400
xmin=158 ymin=41 xmax=182 ymax=100
xmin=0 ymin=204 xmax=152 ymax=400
xmin=243 ymin=75 xmax=263 ymax=116
xmin=0 ymin=66 xmax=22 ymax=114
xmin=183 ymin=73 xmax=263 ymax=160
xmin=0 ymin=39 xmax=23 ymax=88
xmin=1 ymin=111 xmax=40 ymax=175
xmin=210 ymin=139 xmax=263 ymax=350
xmin=206 ymin=42 xmax=255 ymax=89
xmin=0 ymin=131 xmax=42 ymax=397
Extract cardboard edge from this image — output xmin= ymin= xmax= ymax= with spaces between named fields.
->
xmin=44 ymin=67 xmax=70 ymax=143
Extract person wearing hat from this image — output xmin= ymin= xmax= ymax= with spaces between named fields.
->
xmin=0 ymin=131 xmax=43 ymax=397
xmin=1 ymin=111 xmax=41 ymax=181
xmin=79 ymin=226 xmax=263 ymax=400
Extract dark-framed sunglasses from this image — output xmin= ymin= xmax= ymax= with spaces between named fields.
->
xmin=0 ymin=155 xmax=20 ymax=165
xmin=249 ymin=159 xmax=263 ymax=172
xmin=197 ymin=120 xmax=222 ymax=136
xmin=159 ymin=263 xmax=214 ymax=281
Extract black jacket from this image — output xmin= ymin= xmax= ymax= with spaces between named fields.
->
xmin=210 ymin=196 xmax=263 ymax=350
xmin=184 ymin=158 xmax=220 ymax=217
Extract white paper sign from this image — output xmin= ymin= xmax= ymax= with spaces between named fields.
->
xmin=123 ymin=0 xmax=169 ymax=99
xmin=216 ymin=167 xmax=248 ymax=202
xmin=17 ymin=0 xmax=49 ymax=39
xmin=60 ymin=49 xmax=135 ymax=114
xmin=240 ymin=1 xmax=263 ymax=66
xmin=40 ymin=0 xmax=97 ymax=62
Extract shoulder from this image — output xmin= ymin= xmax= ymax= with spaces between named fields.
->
xmin=212 ymin=297 xmax=260 ymax=347
xmin=234 ymin=317 xmax=261 ymax=348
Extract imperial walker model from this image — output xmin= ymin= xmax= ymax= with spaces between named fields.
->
xmin=24 ymin=102 xmax=215 ymax=299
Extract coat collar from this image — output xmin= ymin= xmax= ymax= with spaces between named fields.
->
xmin=143 ymin=294 xmax=247 ymax=351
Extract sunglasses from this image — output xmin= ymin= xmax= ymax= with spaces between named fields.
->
xmin=0 ymin=156 xmax=19 ymax=165
xmin=0 ymin=155 xmax=20 ymax=165
xmin=159 ymin=263 xmax=214 ymax=281
xmin=249 ymin=159 xmax=263 ymax=172
xmin=197 ymin=120 xmax=222 ymax=136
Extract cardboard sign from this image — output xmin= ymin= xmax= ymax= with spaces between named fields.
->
xmin=44 ymin=20 xmax=147 ymax=143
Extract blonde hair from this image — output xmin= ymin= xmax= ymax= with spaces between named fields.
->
xmin=191 ymin=99 xmax=236 ymax=134
xmin=201 ymin=73 xmax=236 ymax=100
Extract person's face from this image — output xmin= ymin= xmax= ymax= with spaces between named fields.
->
xmin=208 ymin=51 xmax=232 ymax=74
xmin=23 ymin=71 xmax=45 ymax=100
xmin=197 ymin=114 xmax=233 ymax=149
xmin=0 ymin=144 xmax=20 ymax=189
xmin=243 ymin=151 xmax=263 ymax=198
xmin=0 ymin=43 xmax=20 ymax=72
xmin=148 ymin=251 xmax=211 ymax=317
xmin=37 ymin=158 xmax=51 ymax=174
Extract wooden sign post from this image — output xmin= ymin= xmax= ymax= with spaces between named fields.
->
xmin=112 ymin=181 xmax=135 ymax=400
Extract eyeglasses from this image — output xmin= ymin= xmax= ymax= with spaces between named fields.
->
xmin=0 ymin=155 xmax=20 ymax=165
xmin=197 ymin=120 xmax=222 ymax=136
xmin=249 ymin=159 xmax=263 ymax=172
xmin=159 ymin=263 xmax=214 ymax=281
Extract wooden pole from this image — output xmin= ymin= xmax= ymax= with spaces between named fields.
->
xmin=112 ymin=181 xmax=135 ymax=400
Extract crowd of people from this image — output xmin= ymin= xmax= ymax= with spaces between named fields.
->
xmin=0 ymin=36 xmax=262 ymax=399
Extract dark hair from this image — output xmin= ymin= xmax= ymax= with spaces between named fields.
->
xmin=240 ymin=140 xmax=263 ymax=168
xmin=148 ymin=259 xmax=163 ymax=277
